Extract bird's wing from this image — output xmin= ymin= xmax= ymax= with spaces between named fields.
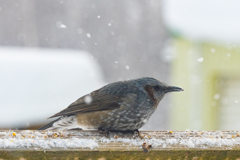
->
xmin=49 ymin=89 xmax=124 ymax=118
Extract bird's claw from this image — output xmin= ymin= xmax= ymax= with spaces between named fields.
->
xmin=98 ymin=127 xmax=110 ymax=137
xmin=133 ymin=129 xmax=144 ymax=139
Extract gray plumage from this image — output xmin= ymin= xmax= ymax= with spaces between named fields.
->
xmin=38 ymin=77 xmax=183 ymax=131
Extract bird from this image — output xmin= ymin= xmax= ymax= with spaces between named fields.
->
xmin=38 ymin=77 xmax=183 ymax=131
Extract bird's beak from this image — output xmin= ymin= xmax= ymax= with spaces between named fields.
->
xmin=166 ymin=86 xmax=184 ymax=93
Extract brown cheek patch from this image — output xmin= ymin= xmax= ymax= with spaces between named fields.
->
xmin=144 ymin=85 xmax=156 ymax=102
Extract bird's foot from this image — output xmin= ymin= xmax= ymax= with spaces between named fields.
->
xmin=133 ymin=129 xmax=144 ymax=139
xmin=98 ymin=127 xmax=110 ymax=137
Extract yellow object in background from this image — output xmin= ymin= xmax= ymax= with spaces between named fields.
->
xmin=170 ymin=38 xmax=240 ymax=130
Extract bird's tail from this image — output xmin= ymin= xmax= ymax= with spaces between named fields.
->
xmin=38 ymin=118 xmax=61 ymax=130
xmin=38 ymin=116 xmax=81 ymax=130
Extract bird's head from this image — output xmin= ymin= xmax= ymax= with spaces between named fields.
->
xmin=136 ymin=77 xmax=183 ymax=103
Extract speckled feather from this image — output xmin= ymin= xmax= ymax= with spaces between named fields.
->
xmin=38 ymin=77 xmax=183 ymax=131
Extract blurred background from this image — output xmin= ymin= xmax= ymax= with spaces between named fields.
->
xmin=0 ymin=0 xmax=239 ymax=131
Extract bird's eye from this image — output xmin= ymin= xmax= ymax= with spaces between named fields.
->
xmin=154 ymin=85 xmax=161 ymax=91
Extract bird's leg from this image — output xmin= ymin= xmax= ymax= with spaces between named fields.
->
xmin=98 ymin=127 xmax=110 ymax=137
xmin=133 ymin=129 xmax=143 ymax=139
xmin=134 ymin=129 xmax=139 ymax=135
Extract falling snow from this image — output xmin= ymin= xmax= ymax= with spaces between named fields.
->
xmin=211 ymin=48 xmax=216 ymax=53
xmin=86 ymin=33 xmax=91 ymax=38
xmin=56 ymin=21 xmax=67 ymax=29
xmin=77 ymin=28 xmax=83 ymax=34
xmin=197 ymin=57 xmax=203 ymax=62
xmin=214 ymin=94 xmax=220 ymax=100
xmin=143 ymin=119 xmax=148 ymax=123
xmin=84 ymin=95 xmax=93 ymax=105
